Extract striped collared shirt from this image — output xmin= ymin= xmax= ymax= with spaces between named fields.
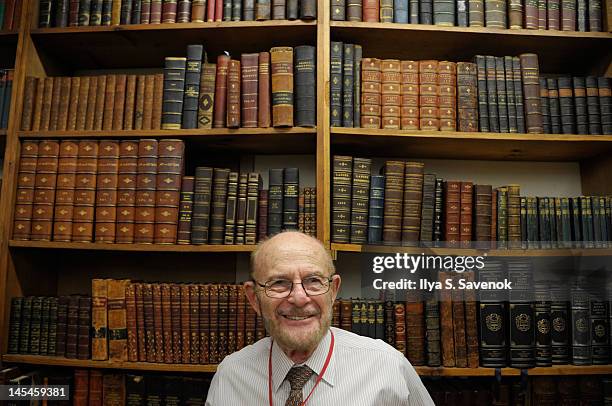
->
xmin=205 ymin=327 xmax=435 ymax=405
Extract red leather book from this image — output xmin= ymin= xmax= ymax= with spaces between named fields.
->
xmin=150 ymin=0 xmax=163 ymax=22
xmin=464 ymin=270 xmax=480 ymax=368
xmin=213 ymin=55 xmax=230 ymax=128
xmin=108 ymin=279 xmax=129 ymax=361
xmin=116 ymin=140 xmax=139 ymax=243
xmin=438 ymin=61 xmax=457 ymax=131
xmin=199 ymin=284 xmax=210 ymax=363
xmin=209 ymin=284 xmax=219 ymax=362
xmin=207 ymin=0 xmax=216 ymax=20
xmin=13 ymin=141 xmax=38 ymax=240
xmin=451 ymin=273 xmax=467 ymax=367
xmin=31 ymin=140 xmax=59 ymax=241
xmin=73 ymin=369 xmax=89 ymax=406
xmin=215 ymin=0 xmax=222 ymax=20
xmin=443 ymin=181 xmax=461 ymax=247
xmin=236 ymin=285 xmax=246 ymax=351
xmin=362 ymin=0 xmax=380 ymax=21
xmin=180 ymin=284 xmax=191 ymax=363
xmin=162 ymin=0 xmax=178 ymax=22
xmin=125 ymin=283 xmax=138 ymax=362
xmin=134 ymin=283 xmax=147 ymax=362
xmin=394 ymin=303 xmax=406 ymax=355
xmin=400 ymin=61 xmax=419 ymax=130
xmin=88 ymin=370 xmax=103 ymax=406
xmin=258 ymin=51 xmax=271 ymax=128
xmin=189 ymin=284 xmax=201 ymax=363
xmin=69 ymin=0 xmax=80 ymax=26
xmin=241 ymin=53 xmax=259 ymax=128
xmin=227 ymin=285 xmax=238 ymax=355
xmin=459 ymin=181 xmax=473 ymax=248
xmin=94 ymin=140 xmax=119 ymax=243
xmin=154 ymin=139 xmax=185 ymax=244
xmin=245 ymin=289 xmax=257 ymax=346
xmin=152 ymin=283 xmax=165 ymax=362
xmin=218 ymin=284 xmax=229 ymax=360
xmin=52 ymin=140 xmax=78 ymax=242
xmin=135 ymin=139 xmax=158 ymax=243
xmin=142 ymin=283 xmax=156 ymax=362
xmin=226 ymin=59 xmax=241 ymax=128
xmin=361 ymin=58 xmax=381 ymax=128
xmin=170 ymin=284 xmax=183 ymax=363
xmin=381 ymin=59 xmax=401 ymax=129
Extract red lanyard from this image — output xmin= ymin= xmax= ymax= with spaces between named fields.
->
xmin=268 ymin=330 xmax=335 ymax=406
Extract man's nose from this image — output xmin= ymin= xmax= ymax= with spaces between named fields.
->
xmin=287 ymin=281 xmax=310 ymax=305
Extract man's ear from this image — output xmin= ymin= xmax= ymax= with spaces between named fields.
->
xmin=330 ymin=274 xmax=341 ymax=302
xmin=244 ymin=281 xmax=261 ymax=316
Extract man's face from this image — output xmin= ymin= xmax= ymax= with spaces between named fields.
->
xmin=245 ymin=237 xmax=340 ymax=353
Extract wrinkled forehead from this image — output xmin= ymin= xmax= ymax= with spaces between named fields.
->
xmin=254 ymin=244 xmax=330 ymax=279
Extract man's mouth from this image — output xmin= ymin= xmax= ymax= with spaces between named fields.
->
xmin=282 ymin=315 xmax=314 ymax=321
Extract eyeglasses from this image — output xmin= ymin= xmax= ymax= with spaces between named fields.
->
xmin=254 ymin=275 xmax=335 ymax=298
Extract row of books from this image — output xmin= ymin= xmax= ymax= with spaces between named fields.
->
xmin=330 ymin=0 xmax=605 ymax=32
xmin=425 ymin=376 xmax=611 ymax=406
xmin=0 ymin=0 xmax=21 ymax=31
xmin=13 ymin=139 xmax=316 ymax=244
xmin=0 ymin=68 xmax=13 ymax=129
xmin=331 ymin=46 xmax=612 ymax=135
xmin=160 ymin=44 xmax=316 ymax=130
xmin=39 ymin=0 xmax=317 ymax=28
xmin=540 ymin=76 xmax=611 ymax=135
xmin=21 ymin=74 xmax=166 ymax=132
xmin=332 ymin=155 xmax=612 ymax=248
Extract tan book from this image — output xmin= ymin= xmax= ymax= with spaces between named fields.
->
xmin=134 ymin=75 xmax=146 ymax=130
xmin=66 ymin=77 xmax=80 ymax=131
xmin=107 ymin=279 xmax=130 ymax=361
xmin=56 ymin=77 xmax=72 ymax=131
xmin=84 ymin=76 xmax=98 ymax=131
xmin=31 ymin=78 xmax=45 ymax=131
xmin=21 ymin=76 xmax=38 ymax=131
xmin=75 ymin=76 xmax=90 ymax=131
xmin=93 ymin=75 xmax=107 ymax=131
xmin=124 ymin=75 xmax=137 ymax=130
xmin=91 ymin=279 xmax=109 ymax=360
xmin=48 ymin=77 xmax=64 ymax=131
xmin=142 ymin=75 xmax=155 ymax=130
xmin=111 ymin=0 xmax=122 ymax=24
xmin=270 ymin=46 xmax=294 ymax=127
xmin=103 ymin=75 xmax=116 ymax=130
xmin=112 ymin=74 xmax=127 ymax=130
xmin=151 ymin=74 xmax=164 ymax=129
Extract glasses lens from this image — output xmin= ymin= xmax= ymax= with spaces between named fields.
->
xmin=303 ymin=277 xmax=329 ymax=295
xmin=266 ymin=280 xmax=292 ymax=297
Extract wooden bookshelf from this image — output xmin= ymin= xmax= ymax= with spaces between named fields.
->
xmin=330 ymin=21 xmax=612 ymax=74
xmin=8 ymin=240 xmax=258 ymax=253
xmin=4 ymin=354 xmax=612 ymax=376
xmin=331 ymin=128 xmax=612 ymax=161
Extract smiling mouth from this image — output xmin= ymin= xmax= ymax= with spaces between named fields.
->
xmin=283 ymin=315 xmax=313 ymax=321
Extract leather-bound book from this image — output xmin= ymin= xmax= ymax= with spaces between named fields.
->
xmin=120 ymin=0 xmax=133 ymax=23
xmin=226 ymin=59 xmax=241 ymax=128
xmin=270 ymin=47 xmax=294 ymax=127
xmin=361 ymin=57 xmax=381 ymax=128
xmin=161 ymin=57 xmax=187 ymax=129
xmin=125 ymin=283 xmax=138 ymax=362
xmin=406 ymin=297 xmax=426 ymax=365
xmin=438 ymin=61 xmax=457 ymax=131
xmin=112 ymin=74 xmax=127 ymax=130
xmin=115 ymin=140 xmax=138 ymax=243
xmin=331 ymin=0 xmax=345 ymax=19
xmin=21 ymin=77 xmax=37 ymax=131
xmin=424 ymin=295 xmax=441 ymax=366
xmin=534 ymin=282 xmax=552 ymax=366
xmin=209 ymin=168 xmax=230 ymax=244
xmin=524 ymin=0 xmax=538 ymax=28
xmin=245 ymin=173 xmax=262 ymax=244
xmin=218 ymin=284 xmax=231 ymax=361
xmin=191 ymin=167 xmax=213 ymax=244
xmin=18 ymin=296 xmax=32 ymax=354
xmin=462 ymin=270 xmax=479 ymax=368
xmin=73 ymin=76 xmax=90 ymax=130
xmin=108 ymin=279 xmax=129 ymax=361
xmin=69 ymin=0 xmax=81 ymax=26
xmin=177 ymin=176 xmax=195 ymax=244
xmin=437 ymin=271 xmax=455 ymax=366
xmin=508 ymin=0 xmax=522 ymax=27
xmin=134 ymin=139 xmax=158 ymax=244
xmin=478 ymin=260 xmax=507 ymax=367
xmin=77 ymin=296 xmax=91 ymax=360
xmin=149 ymin=0 xmax=163 ymax=23
xmin=207 ymin=284 xmax=220 ymax=361
xmin=142 ymin=284 xmax=156 ymax=362
xmin=161 ymin=0 xmax=178 ymax=22
xmin=456 ymin=62 xmax=478 ymax=132
xmin=394 ymin=0 xmax=408 ymax=22
xmin=558 ymin=77 xmax=575 ymax=134
xmin=31 ymin=78 xmax=45 ymax=131
xmin=83 ymin=76 xmax=97 ymax=130
xmin=181 ymin=45 xmax=204 ymax=129
xmin=161 ymin=284 xmax=175 ymax=363
xmin=364 ymin=175 xmax=384 ymax=244
xmin=588 ymin=0 xmax=601 ymax=31
xmin=242 ymin=0 xmax=255 ymax=19
xmin=282 ymin=168 xmax=299 ymax=230
xmin=599 ymin=77 xmax=612 ymax=134
xmin=286 ymin=0 xmax=298 ymax=19
xmin=474 ymin=56 xmax=489 ymax=132
xmin=228 ymin=285 xmax=240 ymax=354
xmin=74 ymin=369 xmax=90 ymax=405
xmin=258 ymin=189 xmax=269 ymax=241
xmin=419 ymin=60 xmax=439 ymax=130
xmin=101 ymin=374 xmax=125 ymax=406
xmin=224 ymin=172 xmax=239 ymax=244
xmin=507 ymin=259 xmax=535 ymax=368
xmin=494 ymin=57 xmax=509 ymax=132
xmin=485 ymin=0 xmax=506 ymax=27
xmin=88 ymin=0 xmax=102 ymax=25
xmin=393 ymin=303 xmax=406 ymax=355
xmin=256 ymin=0 xmax=272 ymax=19
xmin=570 ymin=282 xmax=591 ymax=365
xmin=572 ymin=76 xmax=588 ymax=134
xmin=468 ymin=0 xmax=484 ymax=25
xmin=399 ymin=60 xmax=418 ymax=130
xmin=510 ymin=57 xmax=526 ymax=133
xmin=272 ymin=0 xmax=285 ymax=18
xmin=91 ymin=279 xmax=108 ymax=360
xmin=540 ymin=78 xmax=551 ymax=133
xmin=196 ymin=62 xmax=216 ymax=129
xmin=235 ymin=173 xmax=248 ymax=244
xmin=294 ymin=45 xmax=316 ymax=127
xmin=483 ymin=56 xmax=499 ymax=132
xmin=39 ymin=298 xmax=52 ymax=355
xmin=92 ymin=75 xmax=106 ymax=130
xmin=376 ymin=0 xmax=390 ymax=20
xmin=101 ymin=74 xmax=116 ymax=130
xmin=332 ymin=156 xmax=352 ymax=243
xmin=86 ymin=370 xmax=103 ymax=406
xmin=39 ymin=77 xmax=54 ymax=131
xmin=526 ymin=196 xmax=539 ymax=248
xmin=520 ymin=53 xmax=542 ymax=133
xmin=125 ymin=374 xmax=146 ymax=406
xmin=451 ymin=273 xmax=467 ymax=367
xmin=362 ymin=0 xmax=379 ymax=21
xmin=507 ymin=184 xmax=521 ymax=248
xmin=39 ymin=0 xmax=53 ymax=27
xmin=168 ymin=284 xmax=182 ymax=363
xmin=239 ymin=54 xmax=259 ymax=128
xmin=50 ymin=140 xmax=78 ymax=242
xmin=133 ymin=76 xmax=145 ymax=129
xmin=560 ymin=0 xmax=575 ymax=29
xmin=198 ymin=284 xmax=210 ymax=363
xmin=212 ymin=54 xmax=230 ymax=128
xmin=122 ymin=75 xmax=136 ymax=129
xmin=257 ymin=52 xmax=271 ymax=127
xmin=55 ymin=296 xmax=69 ymax=356
xmin=93 ymin=140 xmax=119 ymax=243
xmin=401 ymin=162 xmax=424 ymax=245
xmin=443 ymin=181 xmax=460 ymax=247
xmin=30 ymin=140 xmax=59 ymax=241
xmin=8 ymin=297 xmax=23 ymax=354
xmin=47 ymin=77 xmax=65 ymax=131
xmin=300 ymin=0 xmax=317 ymax=18
xmin=497 ymin=187 xmax=508 ymax=246
xmin=430 ymin=178 xmax=441 ymax=245
xmin=154 ymin=139 xmax=185 ymax=244
xmin=590 ymin=291 xmax=610 ymax=363
xmin=575 ymin=0 xmax=587 ymax=30
xmin=346 ymin=0 xmax=361 ymax=20
xmin=350 ymin=158 xmax=371 ymax=244
xmin=419 ymin=174 xmax=436 ymax=243
xmin=433 ymin=0 xmax=454 ymax=25
xmin=185 ymin=284 xmax=199 ymax=363
xmin=29 ymin=296 xmax=42 ymax=355
xmin=381 ymin=59 xmax=401 ymax=129
xmin=330 ymin=42 xmax=343 ymax=127
xmin=382 ymin=160 xmax=404 ymax=245
xmin=586 ymin=76 xmax=602 ymax=134
xmin=351 ymin=45 xmax=362 ymax=128
xmin=267 ymin=168 xmax=284 ymax=236
xmin=152 ymin=75 xmax=164 ymax=128
xmin=474 ymin=184 xmax=492 ymax=246
xmin=546 ymin=78 xmax=561 ymax=133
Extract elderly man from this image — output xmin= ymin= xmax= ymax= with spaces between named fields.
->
xmin=206 ymin=231 xmax=434 ymax=405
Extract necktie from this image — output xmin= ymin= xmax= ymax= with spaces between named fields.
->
xmin=285 ymin=365 xmax=315 ymax=406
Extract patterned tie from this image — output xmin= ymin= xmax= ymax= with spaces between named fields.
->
xmin=284 ymin=365 xmax=315 ymax=406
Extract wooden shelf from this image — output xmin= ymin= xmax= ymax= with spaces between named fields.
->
xmin=331 ymin=243 xmax=612 ymax=257
xmin=9 ymin=240 xmax=257 ymax=253
xmin=331 ymin=128 xmax=612 ymax=161
xmin=330 ymin=22 xmax=612 ymax=74
xmin=4 ymin=355 xmax=611 ymax=376
xmin=18 ymin=128 xmax=317 ymax=154
xmin=30 ymin=21 xmax=317 ymax=70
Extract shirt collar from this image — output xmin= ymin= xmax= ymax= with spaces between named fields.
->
xmin=271 ymin=328 xmax=336 ymax=392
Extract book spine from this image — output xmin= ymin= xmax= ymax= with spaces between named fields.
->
xmin=401 ymin=162 xmax=424 ymax=245
xmin=189 ymin=284 xmax=201 ymax=363
xmin=474 ymin=55 xmax=489 ymax=132
xmin=494 ymin=57 xmax=509 ymax=132
xmin=484 ymin=56 xmax=499 ymax=132
xmin=213 ymin=54 xmax=230 ymax=128
xmin=571 ymin=284 xmax=591 ymax=365
xmin=588 ymin=0 xmax=601 ymax=30
xmin=107 ymin=279 xmax=129 ymax=361
xmin=558 ymin=76 xmax=575 ymax=134
xmin=362 ymin=0 xmax=379 ymax=21
xmin=330 ymin=42 xmax=343 ymax=127
xmin=267 ymin=168 xmax=284 ymax=236
xmin=177 ymin=176 xmax=195 ymax=244
xmin=271 ymin=46 xmax=294 ymax=127
xmin=512 ymin=56 xmax=526 ymax=133
xmin=485 ymin=0 xmax=506 ymax=27
xmin=539 ymin=78 xmax=551 ymax=134
xmin=258 ymin=52 xmax=271 ymax=127
xmin=241 ymin=53 xmax=259 ymax=128
xmin=433 ymin=0 xmax=454 ymax=25
xmin=242 ymin=0 xmax=255 ymax=19
xmin=153 ymin=74 xmax=165 ymax=129
xmin=332 ymin=156 xmax=352 ymax=243
xmin=520 ymin=53 xmax=542 ymax=133
xmin=508 ymin=0 xmax=522 ymax=27
xmin=116 ymin=140 xmax=139 ymax=243
xmin=508 ymin=261 xmax=535 ymax=368
xmin=444 ymin=181 xmax=461 ymax=247
xmin=198 ymin=284 xmax=210 ymax=363
xmin=154 ymin=139 xmax=185 ymax=244
xmin=586 ymin=76 xmax=602 ymax=134
xmin=235 ymin=173 xmax=248 ymax=244
xmin=361 ymin=57 xmax=381 ymax=128
xmin=94 ymin=140 xmax=119 ymax=243
xmin=49 ymin=141 xmax=76 ymax=242
xmin=382 ymin=161 xmax=405 ymax=245
xmin=459 ymin=181 xmax=473 ymax=248
xmin=295 ymin=45 xmax=316 ymax=127
xmin=91 ymin=279 xmax=108 ymax=360
xmin=209 ymin=168 xmax=230 ymax=244
xmin=547 ymin=78 xmax=561 ymax=133
xmin=77 ymin=296 xmax=91 ymax=359
xmin=101 ymin=75 xmax=116 ymax=130
xmin=162 ymin=0 xmax=178 ymax=22
xmin=256 ymin=0 xmax=271 ymax=19
xmin=438 ymin=61 xmax=457 ymax=131
xmin=381 ymin=59 xmax=400 ymax=129
xmin=479 ymin=260 xmax=508 ymax=367
xmin=245 ymin=173 xmax=262 ymax=244
xmin=189 ymin=0 xmax=204 ymax=21
xmin=226 ymin=59 xmax=241 ymax=128
xmin=181 ymin=45 xmax=203 ymax=129
xmin=125 ymin=283 xmax=138 ymax=362
xmin=551 ymin=287 xmax=570 ymax=364
xmin=534 ymin=282 xmax=552 ymax=366
xmin=457 ymin=62 xmax=478 ymax=132
xmin=161 ymin=57 xmax=187 ymax=130
xmin=350 ymin=158 xmax=371 ymax=244
xmin=134 ymin=139 xmax=158 ymax=243
xmin=282 ymin=168 xmax=299 ymax=230
xmin=419 ymin=60 xmax=438 ymax=130
xmin=197 ymin=62 xmax=216 ymax=129
xmin=598 ymin=77 xmax=612 ymax=135
xmin=191 ymin=167 xmax=214 ymax=244
xmin=223 ymin=172 xmax=239 ymax=244
xmin=400 ymin=60 xmax=418 ymax=130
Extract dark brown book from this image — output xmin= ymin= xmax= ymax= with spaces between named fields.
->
xmin=270 ymin=46 xmax=294 ymax=127
xmin=93 ymin=75 xmax=107 ymax=130
xmin=71 ymin=141 xmax=98 ymax=242
xmin=213 ymin=54 xmax=230 ymax=128
xmin=134 ymin=139 xmax=158 ymax=244
xmin=31 ymin=78 xmax=45 ymax=131
xmin=65 ymin=77 xmax=80 ymax=131
xmin=102 ymin=374 xmax=125 ymax=406
xmin=394 ymin=303 xmax=406 ymax=355
xmin=226 ymin=59 xmax=241 ymax=128
xmin=116 ymin=140 xmax=139 ymax=243
xmin=77 ymin=296 xmax=91 ymax=360
xmin=457 ymin=62 xmax=479 ymax=132
xmin=381 ymin=59 xmax=401 ymax=129
xmin=160 ymin=283 xmax=173 ymax=364
xmin=134 ymin=75 xmax=146 ymax=130
xmin=170 ymin=284 xmax=182 ymax=363
xmin=125 ymin=283 xmax=138 ymax=362
xmin=75 ymin=76 xmax=90 ymax=131
xmin=209 ymin=168 xmax=230 ymax=244
xmin=177 ymin=176 xmax=195 ymax=244
xmin=258 ymin=189 xmax=269 ymax=242
xmin=258 ymin=51 xmax=271 ymax=127
xmin=152 ymin=73 xmax=164 ymax=130
xmin=48 ymin=77 xmax=65 ymax=131
xmin=142 ymin=283 xmax=156 ymax=362
xmin=459 ymin=181 xmax=473 ymax=248
xmin=474 ymin=184 xmax=493 ymax=245
xmin=406 ymin=297 xmax=426 ymax=365
xmin=31 ymin=140 xmax=60 ymax=241
xmin=143 ymin=75 xmax=156 ymax=130
xmin=152 ymin=283 xmax=165 ymax=363
xmin=123 ymin=75 xmax=137 ymax=130
xmin=74 ymin=369 xmax=89 ymax=406
xmin=209 ymin=284 xmax=219 ymax=362
xmin=438 ymin=61 xmax=457 ymax=131
xmin=84 ymin=76 xmax=98 ymax=130
xmin=241 ymin=53 xmax=259 ymax=127
xmin=191 ymin=167 xmax=214 ymax=244
xmin=199 ymin=284 xmax=210 ymax=363
xmin=154 ymin=139 xmax=185 ymax=244
xmin=451 ymin=273 xmax=467 ymax=367
xmin=520 ymin=53 xmax=542 ymax=133
xmin=444 ymin=181 xmax=461 ymax=247
xmin=133 ymin=284 xmax=146 ymax=362
xmin=401 ymin=161 xmax=424 ymax=245
xmin=332 ymin=156 xmax=352 ymax=243
xmin=102 ymin=74 xmax=116 ymax=130
xmin=189 ymin=284 xmax=201 ymax=363
xmin=21 ymin=77 xmax=38 ymax=131
xmin=111 ymin=74 xmax=126 ymax=130
xmin=218 ymin=284 xmax=229 ymax=361
xmin=108 ymin=279 xmax=129 ymax=361
xmin=88 ymin=370 xmax=103 ymax=406
xmin=382 ymin=160 xmax=405 ymax=245
xmin=162 ymin=0 xmax=179 ymax=21
xmin=51 ymin=140 xmax=78 ymax=242
xmin=91 ymin=279 xmax=108 ymax=361
xmin=180 ymin=284 xmax=191 ymax=363
xmin=463 ymin=270 xmax=480 ymax=368
xmin=13 ymin=141 xmax=38 ymax=240
xmin=94 ymin=140 xmax=119 ymax=243
xmin=439 ymin=271 xmax=455 ymax=366
xmin=39 ymin=77 xmax=54 ymax=131
xmin=198 ymin=62 xmax=216 ymax=129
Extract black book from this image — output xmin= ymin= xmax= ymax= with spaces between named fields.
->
xmin=332 ymin=156 xmax=352 ymax=243
xmin=571 ymin=282 xmax=591 ymax=365
xmin=432 ymin=178 xmax=443 ymax=244
xmin=294 ymin=45 xmax=316 ymax=127
xmin=90 ymin=0 xmax=103 ymax=25
xmin=520 ymin=196 xmax=527 ymax=248
xmin=547 ymin=78 xmax=561 ymax=134
xmin=512 ymin=57 xmax=526 ymax=133
xmin=192 ymin=167 xmax=214 ymax=244
xmin=126 ymin=375 xmax=146 ymax=406
xmin=353 ymin=45 xmax=362 ymax=128
xmin=56 ymin=296 xmax=69 ymax=357
xmin=223 ymin=172 xmax=239 ymax=244
xmin=223 ymin=0 xmax=232 ymax=20
xmin=7 ymin=297 xmax=22 ymax=354
xmin=573 ymin=76 xmax=589 ymax=134
xmin=419 ymin=0 xmax=433 ymax=23
xmin=120 ymin=0 xmax=133 ymax=24
xmin=569 ymin=197 xmax=583 ymax=247
xmin=419 ymin=174 xmax=436 ymax=243
xmin=1 ymin=71 xmax=12 ymax=129
xmin=478 ymin=260 xmax=507 ymax=367
xmin=425 ymin=296 xmax=441 ymax=366
xmin=375 ymin=301 xmax=385 ymax=339
xmin=39 ymin=0 xmax=54 ymax=27
xmin=163 ymin=376 xmax=183 ymax=404
xmin=590 ymin=294 xmax=610 ymax=364
xmin=342 ymin=44 xmax=354 ymax=128
xmin=504 ymin=56 xmax=518 ymax=133
xmin=384 ymin=300 xmax=395 ymax=347
xmin=558 ymin=77 xmax=575 ymax=134
xmin=39 ymin=297 xmax=51 ymax=356
xmin=586 ymin=76 xmax=602 ymax=134
xmin=507 ymin=260 xmax=535 ymax=368
xmin=539 ymin=78 xmax=551 ymax=134
xmin=48 ymin=297 xmax=58 ymax=356
xmin=78 ymin=0 xmax=92 ymax=25
xmin=131 ymin=0 xmax=142 ymax=23
xmin=474 ymin=56 xmax=489 ymax=132
xmin=330 ymin=42 xmax=343 ymax=127
xmin=534 ymin=282 xmax=552 ymax=366
xmin=550 ymin=287 xmax=570 ymax=364
xmin=282 ymin=168 xmax=299 ymax=230
xmin=286 ymin=0 xmax=298 ymax=19
xmin=268 ymin=168 xmax=284 ymax=236
xmin=233 ymin=0 xmax=243 ymax=19
xmin=591 ymin=196 xmax=603 ymax=248
xmin=367 ymin=175 xmax=385 ymax=244
xmin=350 ymin=158 xmax=371 ymax=244
xmin=182 ymin=45 xmax=205 ymax=129
xmin=28 ymin=297 xmax=40 ymax=355
xmin=597 ymin=196 xmax=608 ymax=247
xmin=495 ymin=57 xmax=509 ymax=132
xmin=300 ymin=0 xmax=317 ymax=18
xmin=547 ymin=197 xmax=557 ymax=248
xmin=331 ymin=0 xmax=346 ymax=19
xmin=560 ymin=197 xmax=572 ymax=248
xmin=161 ymin=57 xmax=188 ymax=130
xmin=351 ymin=300 xmax=362 ymax=335
xmin=485 ymin=56 xmax=499 ymax=132
xmin=19 ymin=297 xmax=32 ymax=354
xmin=145 ymin=375 xmax=164 ymax=405
xmin=537 ymin=197 xmax=549 ymax=248
xmin=581 ymin=196 xmax=594 ymax=248
xmin=409 ymin=0 xmax=419 ymax=23
xmin=209 ymin=168 xmax=230 ymax=245
xmin=526 ymin=197 xmax=539 ymax=249
xmin=598 ymin=77 xmax=612 ymax=134
xmin=183 ymin=377 xmax=207 ymax=405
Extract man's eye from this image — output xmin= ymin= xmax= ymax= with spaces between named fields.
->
xmin=268 ymin=280 xmax=291 ymax=290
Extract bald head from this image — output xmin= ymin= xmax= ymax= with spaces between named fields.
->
xmin=250 ymin=231 xmax=335 ymax=280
